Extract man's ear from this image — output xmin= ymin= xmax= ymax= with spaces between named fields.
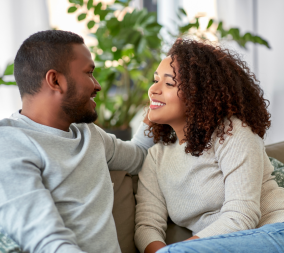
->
xmin=45 ymin=69 xmax=66 ymax=94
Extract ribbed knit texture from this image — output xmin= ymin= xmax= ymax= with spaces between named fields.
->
xmin=135 ymin=117 xmax=284 ymax=253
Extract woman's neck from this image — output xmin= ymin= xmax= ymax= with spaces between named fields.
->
xmin=171 ymin=122 xmax=187 ymax=145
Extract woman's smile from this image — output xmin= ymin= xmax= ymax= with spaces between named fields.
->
xmin=149 ymin=99 xmax=166 ymax=109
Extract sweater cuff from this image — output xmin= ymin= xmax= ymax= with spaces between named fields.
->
xmin=195 ymin=224 xmax=231 ymax=239
xmin=131 ymin=122 xmax=154 ymax=150
xmin=135 ymin=228 xmax=166 ymax=253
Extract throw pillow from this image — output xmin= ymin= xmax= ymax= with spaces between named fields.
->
xmin=269 ymin=157 xmax=284 ymax=188
xmin=0 ymin=227 xmax=21 ymax=253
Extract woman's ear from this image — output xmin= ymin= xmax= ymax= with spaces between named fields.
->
xmin=45 ymin=69 xmax=64 ymax=94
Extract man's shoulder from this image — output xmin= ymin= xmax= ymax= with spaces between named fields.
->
xmin=0 ymin=117 xmax=36 ymax=145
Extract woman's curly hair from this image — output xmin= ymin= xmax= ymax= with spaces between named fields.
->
xmin=147 ymin=39 xmax=271 ymax=157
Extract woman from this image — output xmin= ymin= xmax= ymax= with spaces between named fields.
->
xmin=134 ymin=39 xmax=284 ymax=253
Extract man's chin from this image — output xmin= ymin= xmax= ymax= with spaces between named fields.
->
xmin=74 ymin=110 xmax=98 ymax=124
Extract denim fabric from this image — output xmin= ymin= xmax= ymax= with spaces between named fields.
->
xmin=157 ymin=223 xmax=284 ymax=253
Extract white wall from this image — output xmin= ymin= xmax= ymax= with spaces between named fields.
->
xmin=0 ymin=0 xmax=50 ymax=119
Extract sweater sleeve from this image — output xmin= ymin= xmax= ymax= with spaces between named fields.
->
xmin=96 ymin=122 xmax=154 ymax=175
xmin=196 ymin=119 xmax=264 ymax=238
xmin=134 ymin=147 xmax=168 ymax=253
xmin=0 ymin=130 xmax=85 ymax=253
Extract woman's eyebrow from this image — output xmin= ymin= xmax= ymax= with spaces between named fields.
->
xmin=154 ymin=71 xmax=173 ymax=78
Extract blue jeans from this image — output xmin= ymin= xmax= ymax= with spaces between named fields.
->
xmin=157 ymin=223 xmax=284 ymax=253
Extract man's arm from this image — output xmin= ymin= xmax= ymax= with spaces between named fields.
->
xmin=0 ymin=130 xmax=85 ymax=253
xmin=96 ymin=121 xmax=154 ymax=175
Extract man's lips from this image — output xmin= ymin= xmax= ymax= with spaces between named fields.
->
xmin=149 ymin=99 xmax=166 ymax=109
xmin=90 ymin=93 xmax=97 ymax=107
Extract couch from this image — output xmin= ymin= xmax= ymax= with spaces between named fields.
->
xmin=110 ymin=141 xmax=284 ymax=253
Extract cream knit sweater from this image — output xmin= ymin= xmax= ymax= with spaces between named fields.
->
xmin=135 ymin=117 xmax=284 ymax=253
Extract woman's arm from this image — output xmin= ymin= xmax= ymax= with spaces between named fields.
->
xmin=196 ymin=119 xmax=264 ymax=238
xmin=135 ymin=147 xmax=169 ymax=253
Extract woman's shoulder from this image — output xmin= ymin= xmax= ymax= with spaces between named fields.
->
xmin=148 ymin=140 xmax=180 ymax=163
xmin=212 ymin=116 xmax=264 ymax=152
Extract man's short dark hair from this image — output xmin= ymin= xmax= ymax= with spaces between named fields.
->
xmin=14 ymin=30 xmax=84 ymax=97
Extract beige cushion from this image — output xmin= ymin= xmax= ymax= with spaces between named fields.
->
xmin=110 ymin=171 xmax=137 ymax=253
xmin=265 ymin=141 xmax=284 ymax=163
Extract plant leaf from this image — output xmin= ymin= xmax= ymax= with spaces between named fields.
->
xmin=136 ymin=37 xmax=147 ymax=54
xmin=87 ymin=0 xmax=93 ymax=10
xmin=94 ymin=2 xmax=102 ymax=15
xmin=206 ymin=19 xmax=214 ymax=29
xmin=78 ymin=13 xmax=87 ymax=21
xmin=68 ymin=6 xmax=77 ymax=13
xmin=178 ymin=7 xmax=187 ymax=16
xmin=217 ymin=21 xmax=223 ymax=31
xmin=87 ymin=20 xmax=95 ymax=29
xmin=179 ymin=23 xmax=195 ymax=33
xmin=0 ymin=78 xmax=16 ymax=85
xmin=69 ymin=0 xmax=83 ymax=6
xmin=114 ymin=0 xmax=130 ymax=7
xmin=100 ymin=9 xmax=110 ymax=20
xmin=4 ymin=63 xmax=14 ymax=75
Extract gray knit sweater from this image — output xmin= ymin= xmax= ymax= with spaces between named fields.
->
xmin=135 ymin=117 xmax=284 ymax=253
xmin=0 ymin=111 xmax=153 ymax=253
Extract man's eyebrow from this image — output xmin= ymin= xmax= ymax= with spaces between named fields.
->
xmin=154 ymin=71 xmax=173 ymax=78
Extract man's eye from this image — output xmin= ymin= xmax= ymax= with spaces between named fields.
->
xmin=88 ymin=72 xmax=93 ymax=76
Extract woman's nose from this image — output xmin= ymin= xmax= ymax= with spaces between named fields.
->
xmin=149 ymin=83 xmax=162 ymax=96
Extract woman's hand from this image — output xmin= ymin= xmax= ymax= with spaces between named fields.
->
xmin=144 ymin=241 xmax=166 ymax=253
xmin=185 ymin=235 xmax=200 ymax=241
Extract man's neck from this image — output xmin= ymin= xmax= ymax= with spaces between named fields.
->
xmin=21 ymin=95 xmax=71 ymax=132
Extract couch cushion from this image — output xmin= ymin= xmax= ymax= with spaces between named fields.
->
xmin=165 ymin=218 xmax=192 ymax=245
xmin=110 ymin=171 xmax=137 ymax=253
xmin=266 ymin=141 xmax=284 ymax=163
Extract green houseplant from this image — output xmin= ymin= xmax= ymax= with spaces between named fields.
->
xmin=0 ymin=63 xmax=16 ymax=85
xmin=68 ymin=0 xmax=162 ymax=137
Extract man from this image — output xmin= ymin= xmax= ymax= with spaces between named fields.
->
xmin=0 ymin=30 xmax=153 ymax=253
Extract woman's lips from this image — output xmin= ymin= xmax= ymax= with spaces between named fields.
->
xmin=149 ymin=99 xmax=166 ymax=109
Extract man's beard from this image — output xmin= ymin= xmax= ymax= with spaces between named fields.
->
xmin=61 ymin=76 xmax=98 ymax=124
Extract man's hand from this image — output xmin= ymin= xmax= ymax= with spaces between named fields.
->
xmin=143 ymin=108 xmax=152 ymax=126
xmin=185 ymin=235 xmax=200 ymax=241
xmin=145 ymin=241 xmax=166 ymax=253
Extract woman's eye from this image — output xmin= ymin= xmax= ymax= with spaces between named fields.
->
xmin=166 ymin=83 xmax=175 ymax=87
xmin=153 ymin=79 xmax=158 ymax=83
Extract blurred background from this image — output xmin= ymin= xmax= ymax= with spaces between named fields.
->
xmin=0 ymin=0 xmax=283 ymax=144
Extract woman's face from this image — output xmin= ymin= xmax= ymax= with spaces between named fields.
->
xmin=148 ymin=56 xmax=186 ymax=127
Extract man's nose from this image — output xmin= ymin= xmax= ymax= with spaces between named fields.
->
xmin=94 ymin=78 xmax=101 ymax=91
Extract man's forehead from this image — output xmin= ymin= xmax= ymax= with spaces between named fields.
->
xmin=70 ymin=44 xmax=94 ymax=67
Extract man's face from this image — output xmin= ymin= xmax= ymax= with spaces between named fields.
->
xmin=61 ymin=44 xmax=101 ymax=124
